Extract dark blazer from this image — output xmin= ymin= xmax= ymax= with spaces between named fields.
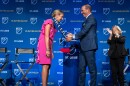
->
xmin=75 ymin=14 xmax=98 ymax=51
xmin=107 ymin=35 xmax=127 ymax=58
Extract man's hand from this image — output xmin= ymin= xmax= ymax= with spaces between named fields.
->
xmin=66 ymin=33 xmax=73 ymax=42
xmin=46 ymin=50 xmax=51 ymax=58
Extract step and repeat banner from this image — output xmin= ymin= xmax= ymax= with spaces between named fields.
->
xmin=0 ymin=0 xmax=130 ymax=86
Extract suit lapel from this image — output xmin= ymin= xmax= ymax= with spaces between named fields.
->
xmin=82 ymin=14 xmax=92 ymax=29
xmin=82 ymin=18 xmax=87 ymax=29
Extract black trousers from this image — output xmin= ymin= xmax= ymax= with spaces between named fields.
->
xmin=110 ymin=57 xmax=125 ymax=86
xmin=78 ymin=50 xmax=97 ymax=86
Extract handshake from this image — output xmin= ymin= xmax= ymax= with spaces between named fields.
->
xmin=66 ymin=33 xmax=73 ymax=42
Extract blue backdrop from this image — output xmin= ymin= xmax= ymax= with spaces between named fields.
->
xmin=0 ymin=0 xmax=130 ymax=86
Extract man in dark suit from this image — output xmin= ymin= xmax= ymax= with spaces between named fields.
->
xmin=66 ymin=4 xmax=98 ymax=86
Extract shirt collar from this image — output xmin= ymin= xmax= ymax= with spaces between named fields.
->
xmin=86 ymin=13 xmax=92 ymax=19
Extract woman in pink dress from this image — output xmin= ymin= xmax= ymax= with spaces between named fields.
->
xmin=36 ymin=10 xmax=64 ymax=86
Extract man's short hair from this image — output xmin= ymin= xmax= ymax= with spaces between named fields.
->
xmin=84 ymin=4 xmax=92 ymax=12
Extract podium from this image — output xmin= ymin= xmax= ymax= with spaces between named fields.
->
xmin=63 ymin=40 xmax=80 ymax=86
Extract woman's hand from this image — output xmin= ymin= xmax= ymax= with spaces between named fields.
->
xmin=106 ymin=28 xmax=113 ymax=40
xmin=106 ymin=28 xmax=112 ymax=35
xmin=52 ymin=53 xmax=54 ymax=58
xmin=115 ymin=33 xmax=120 ymax=38
xmin=46 ymin=50 xmax=51 ymax=57
xmin=45 ymin=24 xmax=51 ymax=58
